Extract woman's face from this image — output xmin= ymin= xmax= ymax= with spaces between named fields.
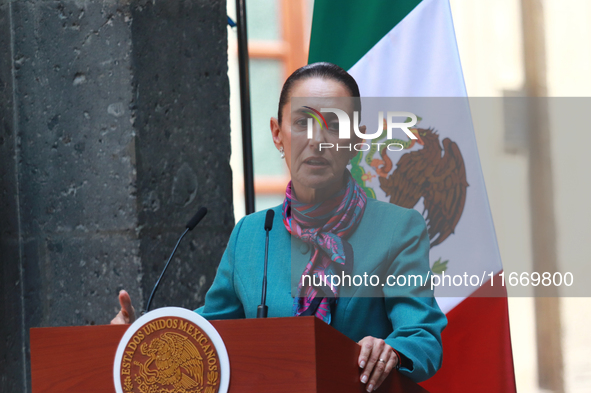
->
xmin=270 ymin=77 xmax=363 ymax=203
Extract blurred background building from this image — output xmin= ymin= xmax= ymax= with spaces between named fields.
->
xmin=227 ymin=0 xmax=312 ymax=218
xmin=227 ymin=1 xmax=591 ymax=392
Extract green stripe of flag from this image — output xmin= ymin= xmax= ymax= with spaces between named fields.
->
xmin=308 ymin=0 xmax=423 ymax=70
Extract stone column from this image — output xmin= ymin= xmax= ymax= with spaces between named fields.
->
xmin=0 ymin=1 xmax=233 ymax=391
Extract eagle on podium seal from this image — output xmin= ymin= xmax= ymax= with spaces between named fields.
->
xmin=114 ymin=307 xmax=230 ymax=393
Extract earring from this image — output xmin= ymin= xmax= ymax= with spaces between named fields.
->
xmin=279 ymin=147 xmax=285 ymax=159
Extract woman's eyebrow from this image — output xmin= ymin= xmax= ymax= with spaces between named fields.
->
xmin=293 ymin=107 xmax=311 ymax=115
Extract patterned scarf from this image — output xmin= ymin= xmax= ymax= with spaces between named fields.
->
xmin=282 ymin=171 xmax=367 ymax=324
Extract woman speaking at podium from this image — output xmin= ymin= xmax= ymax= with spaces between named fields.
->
xmin=112 ymin=63 xmax=447 ymax=392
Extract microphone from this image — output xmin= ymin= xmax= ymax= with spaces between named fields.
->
xmin=264 ymin=209 xmax=274 ymax=231
xmin=186 ymin=207 xmax=208 ymax=231
xmin=257 ymin=209 xmax=274 ymax=318
xmin=145 ymin=207 xmax=208 ymax=314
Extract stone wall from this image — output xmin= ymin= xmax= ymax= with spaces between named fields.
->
xmin=0 ymin=1 xmax=232 ymax=391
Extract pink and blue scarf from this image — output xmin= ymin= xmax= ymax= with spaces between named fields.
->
xmin=282 ymin=171 xmax=367 ymax=324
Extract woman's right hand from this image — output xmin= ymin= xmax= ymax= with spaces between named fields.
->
xmin=110 ymin=290 xmax=136 ymax=324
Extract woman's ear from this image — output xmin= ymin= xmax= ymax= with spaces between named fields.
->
xmin=270 ymin=117 xmax=283 ymax=149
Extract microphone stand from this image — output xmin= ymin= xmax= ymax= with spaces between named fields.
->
xmin=257 ymin=228 xmax=270 ymax=318
xmin=145 ymin=228 xmax=189 ymax=314
xmin=144 ymin=207 xmax=208 ymax=314
xmin=257 ymin=210 xmax=274 ymax=318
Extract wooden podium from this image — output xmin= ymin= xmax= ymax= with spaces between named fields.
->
xmin=30 ymin=316 xmax=428 ymax=393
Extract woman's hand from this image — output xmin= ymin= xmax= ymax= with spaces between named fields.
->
xmin=358 ymin=336 xmax=399 ymax=392
xmin=110 ymin=290 xmax=136 ymax=324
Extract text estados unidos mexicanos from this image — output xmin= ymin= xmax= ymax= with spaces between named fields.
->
xmin=300 ymin=270 xmax=574 ymax=290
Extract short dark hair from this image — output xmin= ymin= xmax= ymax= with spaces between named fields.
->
xmin=277 ymin=62 xmax=361 ymax=125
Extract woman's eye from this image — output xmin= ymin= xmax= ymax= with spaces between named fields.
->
xmin=328 ymin=122 xmax=339 ymax=131
xmin=294 ymin=118 xmax=308 ymax=127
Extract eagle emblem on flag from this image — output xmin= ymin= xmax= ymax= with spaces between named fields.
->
xmin=352 ymin=121 xmax=468 ymax=248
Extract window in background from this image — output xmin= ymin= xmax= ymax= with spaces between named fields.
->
xmin=229 ymin=0 xmax=312 ymax=220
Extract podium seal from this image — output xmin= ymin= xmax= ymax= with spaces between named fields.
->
xmin=114 ymin=307 xmax=230 ymax=393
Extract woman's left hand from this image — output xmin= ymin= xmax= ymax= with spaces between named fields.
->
xmin=358 ymin=336 xmax=399 ymax=392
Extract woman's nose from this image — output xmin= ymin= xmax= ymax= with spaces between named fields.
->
xmin=309 ymin=124 xmax=325 ymax=148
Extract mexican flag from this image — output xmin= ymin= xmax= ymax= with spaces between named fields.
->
xmin=309 ymin=0 xmax=516 ymax=391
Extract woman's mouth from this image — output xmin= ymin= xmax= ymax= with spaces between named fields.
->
xmin=303 ymin=157 xmax=329 ymax=167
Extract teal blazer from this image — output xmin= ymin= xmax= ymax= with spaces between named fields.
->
xmin=196 ymin=198 xmax=447 ymax=382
